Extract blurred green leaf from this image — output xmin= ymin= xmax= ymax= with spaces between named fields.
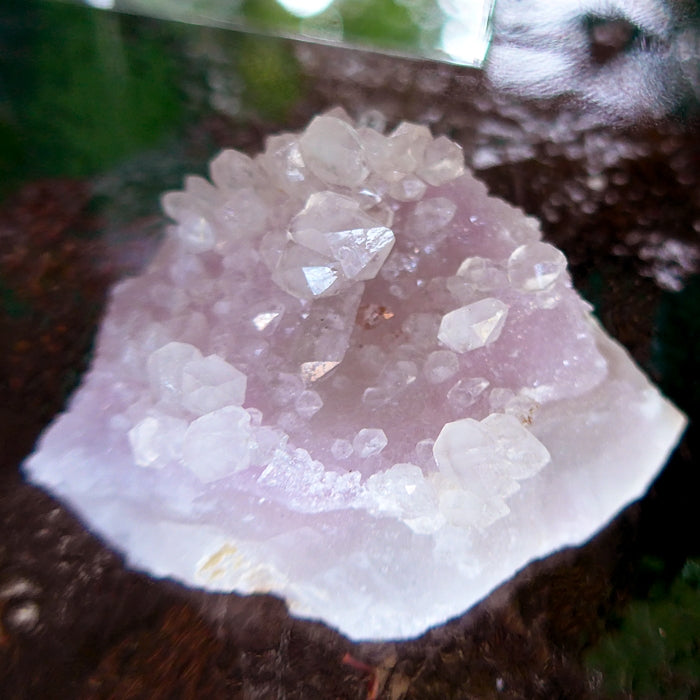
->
xmin=2 ymin=2 xmax=184 ymax=181
xmin=236 ymin=35 xmax=302 ymax=120
xmin=240 ymin=0 xmax=297 ymax=27
xmin=339 ymin=0 xmax=420 ymax=46
xmin=586 ymin=558 xmax=700 ymax=698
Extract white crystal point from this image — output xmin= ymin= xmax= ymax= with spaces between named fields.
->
xmin=423 ymin=350 xmax=459 ymax=384
xmin=181 ymin=354 xmax=247 ymax=416
xmin=289 ymin=192 xmax=395 ymax=282
xmin=406 ymin=197 xmax=457 ymax=242
xmin=294 ymin=389 xmax=323 ymax=418
xmin=161 ymin=178 xmax=221 ymax=253
xmin=388 ymin=175 xmax=427 ymax=202
xmin=23 ymin=111 xmax=687 ymax=643
xmin=215 ymin=187 xmax=269 ymax=243
xmin=209 ymin=149 xmax=258 ymax=191
xmin=360 ymin=121 xmax=432 ymax=184
xmin=390 ymin=122 xmax=432 ymax=170
xmin=183 ymin=406 xmax=252 ymax=482
xmin=259 ymin=133 xmax=322 ymax=200
xmin=360 ymin=128 xmax=401 ymax=182
xmin=288 ymin=283 xmax=364 ymax=369
xmin=353 ymin=428 xmax=388 ymax=458
xmin=271 ymin=242 xmax=342 ymax=300
xmin=161 ymin=192 xmax=216 ymax=253
xmin=438 ymin=298 xmax=509 ymax=353
xmin=299 ymin=115 xmax=369 ymax=187
xmin=364 ymin=463 xmax=443 ymax=534
xmin=454 ymin=256 xmax=507 ymax=293
xmin=433 ymin=417 xmax=499 ymax=484
xmin=362 ymin=360 xmax=418 ymax=408
xmin=433 ymin=414 xmax=541 ymax=496
xmin=147 ymin=341 xmax=203 ymax=402
xmin=273 ymin=191 xmax=394 ymax=300
xmin=508 ymin=242 xmax=568 ymax=292
xmin=417 ymin=135 xmax=465 ymax=186
xmin=128 ymin=414 xmax=188 ymax=468
xmin=438 ymin=487 xmax=510 ymax=530
xmin=447 ymin=376 xmax=490 ymax=411
xmin=331 ymin=438 xmax=353 ymax=460
xmin=480 ymin=413 xmax=551 ymax=479
xmin=431 ymin=412 xmax=550 ymax=530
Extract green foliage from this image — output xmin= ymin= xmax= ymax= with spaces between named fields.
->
xmin=585 ymin=558 xmax=700 ymax=698
xmin=2 ymin=2 xmax=183 ymax=182
xmin=236 ymin=35 xmax=302 ymax=121
xmin=338 ymin=0 xmax=421 ymax=46
xmin=237 ymin=0 xmax=439 ymax=52
xmin=240 ymin=0 xmax=298 ymax=27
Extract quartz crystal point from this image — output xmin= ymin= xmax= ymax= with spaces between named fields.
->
xmin=23 ymin=111 xmax=686 ymax=641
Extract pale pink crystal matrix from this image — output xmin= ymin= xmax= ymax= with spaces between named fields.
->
xmin=24 ymin=109 xmax=686 ymax=640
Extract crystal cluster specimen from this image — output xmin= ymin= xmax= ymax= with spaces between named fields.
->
xmin=23 ymin=109 xmax=686 ymax=641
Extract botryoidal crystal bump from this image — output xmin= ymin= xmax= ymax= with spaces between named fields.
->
xmin=23 ymin=109 xmax=686 ymax=641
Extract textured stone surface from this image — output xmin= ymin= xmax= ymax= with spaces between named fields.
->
xmin=23 ymin=111 xmax=686 ymax=641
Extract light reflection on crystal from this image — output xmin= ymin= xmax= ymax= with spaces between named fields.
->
xmin=302 ymin=264 xmax=339 ymax=295
xmin=277 ymin=191 xmax=395 ymax=300
xmin=252 ymin=310 xmax=282 ymax=331
xmin=300 ymin=360 xmax=340 ymax=383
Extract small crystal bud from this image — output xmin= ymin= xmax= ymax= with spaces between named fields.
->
xmin=299 ymin=116 xmax=369 ymax=187
xmin=507 ymin=242 xmax=567 ymax=292
xmin=295 ymin=389 xmax=324 ymax=418
xmin=438 ymin=299 xmax=509 ymax=353
xmin=353 ymin=428 xmax=388 ymax=458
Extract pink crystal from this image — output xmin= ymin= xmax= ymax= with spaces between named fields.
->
xmin=23 ymin=111 xmax=686 ymax=641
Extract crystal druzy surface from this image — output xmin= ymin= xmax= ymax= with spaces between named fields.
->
xmin=24 ymin=109 xmax=686 ymax=641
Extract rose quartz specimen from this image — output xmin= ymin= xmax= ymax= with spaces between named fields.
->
xmin=23 ymin=109 xmax=686 ymax=641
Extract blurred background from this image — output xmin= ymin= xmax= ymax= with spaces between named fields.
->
xmin=0 ymin=0 xmax=698 ymax=697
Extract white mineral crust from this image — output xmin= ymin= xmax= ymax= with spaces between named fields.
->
xmin=23 ymin=109 xmax=686 ymax=641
